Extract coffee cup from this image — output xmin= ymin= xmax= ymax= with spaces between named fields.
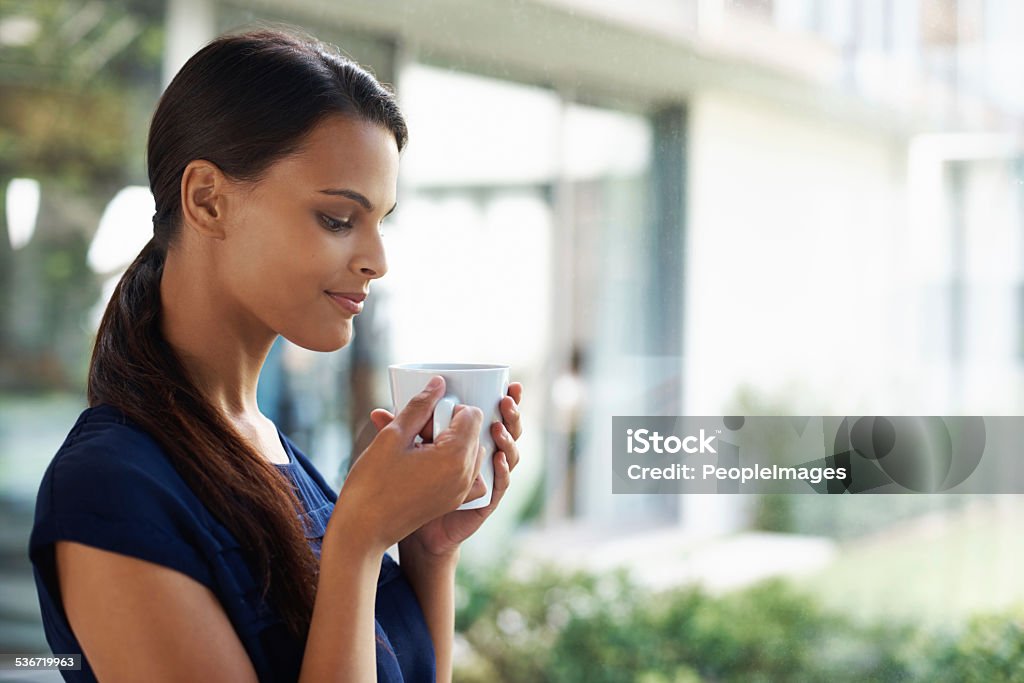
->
xmin=388 ymin=362 xmax=510 ymax=510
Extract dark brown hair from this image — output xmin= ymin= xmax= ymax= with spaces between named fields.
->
xmin=88 ymin=28 xmax=407 ymax=640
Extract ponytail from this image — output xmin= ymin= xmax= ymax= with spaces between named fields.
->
xmin=88 ymin=236 xmax=320 ymax=639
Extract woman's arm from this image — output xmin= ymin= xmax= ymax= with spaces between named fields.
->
xmin=56 ymin=524 xmax=391 ymax=683
xmin=56 ymin=541 xmax=261 ymax=683
xmin=298 ymin=520 xmax=387 ymax=683
xmin=369 ymin=383 xmax=525 ymax=682
xmin=302 ymin=379 xmax=485 ymax=682
xmin=397 ymin=543 xmax=460 ymax=683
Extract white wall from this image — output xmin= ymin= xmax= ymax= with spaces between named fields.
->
xmin=685 ymin=90 xmax=909 ymax=416
xmin=960 ymin=160 xmax=1024 ymax=413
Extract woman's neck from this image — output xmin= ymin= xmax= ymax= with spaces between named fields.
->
xmin=158 ymin=245 xmax=276 ymax=421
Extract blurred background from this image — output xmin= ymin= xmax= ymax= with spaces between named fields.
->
xmin=2 ymin=0 xmax=1023 ymax=680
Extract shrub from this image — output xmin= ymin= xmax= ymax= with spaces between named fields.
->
xmin=454 ymin=564 xmax=1020 ymax=683
xmin=919 ymin=609 xmax=1024 ymax=683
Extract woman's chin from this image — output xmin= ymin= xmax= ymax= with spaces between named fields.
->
xmin=282 ymin=325 xmax=353 ymax=353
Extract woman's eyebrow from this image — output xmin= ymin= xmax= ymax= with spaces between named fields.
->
xmin=318 ymin=188 xmax=397 ymax=217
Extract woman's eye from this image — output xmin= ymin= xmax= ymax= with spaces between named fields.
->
xmin=319 ymin=214 xmax=353 ymax=232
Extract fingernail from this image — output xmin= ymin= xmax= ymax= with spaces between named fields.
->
xmin=426 ymin=375 xmax=443 ymax=390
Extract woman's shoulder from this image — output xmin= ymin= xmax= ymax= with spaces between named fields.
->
xmin=30 ymin=404 xmax=222 ymax=601
xmin=61 ymin=402 xmax=160 ymax=444
xmin=35 ymin=403 xmax=205 ymax=527
xmin=49 ymin=403 xmax=180 ymax=480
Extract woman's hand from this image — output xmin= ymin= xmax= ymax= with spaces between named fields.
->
xmin=369 ymin=382 xmax=524 ymax=559
xmin=327 ymin=377 xmax=487 ymax=553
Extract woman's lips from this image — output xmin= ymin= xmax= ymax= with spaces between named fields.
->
xmin=325 ymin=291 xmax=366 ymax=314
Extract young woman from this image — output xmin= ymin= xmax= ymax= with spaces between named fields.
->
xmin=28 ymin=28 xmax=523 ymax=683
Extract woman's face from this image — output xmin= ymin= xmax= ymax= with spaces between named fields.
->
xmin=218 ymin=114 xmax=399 ymax=352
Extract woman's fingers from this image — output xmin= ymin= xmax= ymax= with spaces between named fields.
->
xmin=482 ymin=451 xmax=511 ymax=512
xmin=464 ymin=475 xmax=487 ymax=503
xmin=370 ymin=408 xmax=394 ymax=431
xmin=508 ymin=382 xmax=524 ymax=405
xmin=371 ymin=379 xmax=519 ymax=505
xmin=388 ymin=377 xmax=446 ymax=444
xmin=376 ymin=382 xmax=521 ymax=443
xmin=500 ymin=384 xmax=524 ymax=441
xmin=491 ymin=421 xmax=520 ymax=471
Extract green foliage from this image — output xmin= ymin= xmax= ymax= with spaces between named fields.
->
xmin=454 ymin=563 xmax=1023 ymax=683
xmin=920 ymin=610 xmax=1024 ymax=683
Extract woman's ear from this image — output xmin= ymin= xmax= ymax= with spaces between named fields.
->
xmin=179 ymin=160 xmax=230 ymax=240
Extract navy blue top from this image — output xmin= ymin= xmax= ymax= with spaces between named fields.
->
xmin=28 ymin=404 xmax=436 ymax=682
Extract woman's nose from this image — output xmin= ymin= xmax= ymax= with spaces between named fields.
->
xmin=353 ymin=229 xmax=388 ymax=279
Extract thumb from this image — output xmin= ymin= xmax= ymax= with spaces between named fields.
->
xmin=389 ymin=375 xmax=445 ymax=442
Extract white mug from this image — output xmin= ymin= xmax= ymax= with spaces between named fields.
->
xmin=388 ymin=362 xmax=510 ymax=510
